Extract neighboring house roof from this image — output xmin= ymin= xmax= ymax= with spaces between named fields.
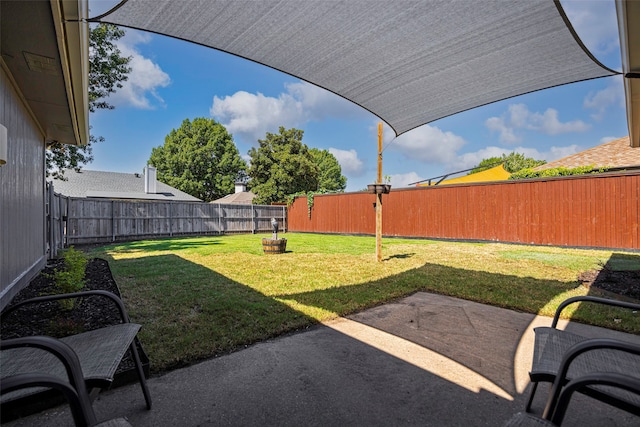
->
xmin=211 ymin=191 xmax=256 ymax=205
xmin=534 ymin=136 xmax=640 ymax=171
xmin=51 ymin=169 xmax=202 ymax=202
xmin=418 ymin=164 xmax=511 ymax=187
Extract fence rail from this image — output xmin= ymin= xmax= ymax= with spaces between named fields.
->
xmin=46 ymin=187 xmax=286 ymax=248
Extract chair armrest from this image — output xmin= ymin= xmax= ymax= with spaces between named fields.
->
xmin=551 ymin=296 xmax=640 ymax=328
xmin=549 ymin=372 xmax=640 ymax=425
xmin=1 ymin=336 xmax=96 ymax=425
xmin=542 ymin=338 xmax=640 ymax=419
xmin=1 ymin=373 xmax=97 ymax=426
xmin=1 ymin=290 xmax=131 ymax=323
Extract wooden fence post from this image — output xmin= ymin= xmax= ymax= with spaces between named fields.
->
xmin=111 ymin=200 xmax=115 ymax=242
xmin=282 ymin=205 xmax=286 ymax=232
xmin=376 ymin=122 xmax=383 ymax=262
xmin=47 ymin=182 xmax=54 ymax=259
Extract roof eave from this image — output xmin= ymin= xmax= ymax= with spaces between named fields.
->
xmin=617 ymin=0 xmax=640 ymax=148
xmin=50 ymin=0 xmax=89 ymax=146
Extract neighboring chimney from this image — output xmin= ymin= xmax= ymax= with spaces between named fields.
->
xmin=145 ymin=166 xmax=157 ymax=194
xmin=234 ymin=182 xmax=247 ymax=193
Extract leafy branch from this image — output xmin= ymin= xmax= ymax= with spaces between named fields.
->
xmin=509 ymin=165 xmax=610 ymax=180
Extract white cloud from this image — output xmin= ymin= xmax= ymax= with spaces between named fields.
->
xmin=486 ymin=104 xmax=590 ymax=143
xmin=328 ymin=148 xmax=365 ymax=177
xmin=532 ymin=109 xmax=591 ymax=134
xmin=385 ymin=124 xmax=467 ymax=164
xmin=599 ymin=136 xmax=620 ymax=144
xmin=451 ymin=146 xmax=512 ymax=171
xmin=545 ymin=145 xmax=581 ymax=161
xmin=211 ymin=82 xmax=367 ymax=143
xmin=485 ymin=116 xmax=519 ymax=144
xmin=583 ymin=76 xmax=624 ymax=120
xmin=212 ymin=91 xmax=302 ymax=139
xmin=388 ymin=172 xmax=423 ymax=188
xmin=561 ymin=0 xmax=619 ymax=57
xmin=286 ymin=82 xmax=366 ymax=120
xmin=105 ymin=31 xmax=171 ymax=109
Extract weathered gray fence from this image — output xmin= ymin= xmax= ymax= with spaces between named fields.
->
xmin=46 ymin=189 xmax=287 ymax=247
xmin=47 ymin=183 xmax=67 ymax=258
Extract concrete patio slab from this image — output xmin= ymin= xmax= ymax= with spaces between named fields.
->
xmin=6 ymin=292 xmax=640 ymax=426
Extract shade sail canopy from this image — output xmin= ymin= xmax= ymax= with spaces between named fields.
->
xmin=94 ymin=0 xmax=617 ymax=137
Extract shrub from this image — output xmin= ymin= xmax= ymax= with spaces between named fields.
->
xmin=46 ymin=246 xmax=87 ymax=310
xmin=509 ymin=165 xmax=610 ymax=180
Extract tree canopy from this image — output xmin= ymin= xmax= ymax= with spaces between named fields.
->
xmin=47 ymin=24 xmax=132 ymax=180
xmin=149 ymin=118 xmax=246 ymax=202
xmin=309 ymin=148 xmax=347 ymax=192
xmin=248 ymin=127 xmax=318 ymax=204
xmin=469 ymin=152 xmax=546 ymax=174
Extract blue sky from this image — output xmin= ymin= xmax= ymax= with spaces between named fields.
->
xmin=88 ymin=0 xmax=628 ymax=192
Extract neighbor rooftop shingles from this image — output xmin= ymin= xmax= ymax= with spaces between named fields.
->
xmin=534 ymin=136 xmax=640 ymax=170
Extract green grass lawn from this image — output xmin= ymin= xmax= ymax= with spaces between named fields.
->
xmin=85 ymin=233 xmax=640 ymax=374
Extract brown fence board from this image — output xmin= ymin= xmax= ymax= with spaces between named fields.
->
xmin=289 ymin=172 xmax=640 ymax=250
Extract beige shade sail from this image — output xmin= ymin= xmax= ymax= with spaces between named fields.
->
xmin=93 ymin=0 xmax=618 ymax=138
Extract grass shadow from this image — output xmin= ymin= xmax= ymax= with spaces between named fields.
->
xmin=570 ymin=252 xmax=640 ymax=333
xmin=92 ymin=236 xmax=224 ymax=254
xmin=602 ymin=252 xmax=640 ymax=271
xmin=385 ymin=253 xmax=415 ymax=260
xmin=97 ymin=253 xmax=314 ymax=374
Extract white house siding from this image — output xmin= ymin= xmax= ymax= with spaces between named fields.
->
xmin=0 ymin=65 xmax=47 ymax=309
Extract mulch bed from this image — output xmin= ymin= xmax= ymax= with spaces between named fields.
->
xmin=1 ymin=258 xmax=148 ymax=422
xmin=1 ymin=258 xmax=124 ymax=340
xmin=578 ymin=268 xmax=640 ymax=300
xmin=1 ymin=259 xmax=147 ymax=378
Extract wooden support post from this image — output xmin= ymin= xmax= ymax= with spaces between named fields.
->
xmin=376 ymin=122 xmax=383 ymax=262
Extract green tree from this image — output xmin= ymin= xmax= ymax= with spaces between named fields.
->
xmin=47 ymin=24 xmax=132 ymax=180
xmin=149 ymin=118 xmax=246 ymax=202
xmin=469 ymin=152 xmax=546 ymax=174
xmin=309 ymin=148 xmax=347 ymax=192
xmin=248 ymin=127 xmax=318 ymax=204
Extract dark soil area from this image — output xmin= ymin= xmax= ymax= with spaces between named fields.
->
xmin=578 ymin=268 xmax=640 ymax=300
xmin=1 ymin=258 xmax=124 ymax=340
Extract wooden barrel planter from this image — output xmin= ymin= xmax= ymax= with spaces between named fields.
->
xmin=262 ymin=238 xmax=287 ymax=254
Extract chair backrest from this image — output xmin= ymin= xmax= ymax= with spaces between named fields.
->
xmin=550 ymin=372 xmax=640 ymax=425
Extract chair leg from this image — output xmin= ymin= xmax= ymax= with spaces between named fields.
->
xmin=525 ymin=382 xmax=539 ymax=413
xmin=129 ymin=341 xmax=152 ymax=410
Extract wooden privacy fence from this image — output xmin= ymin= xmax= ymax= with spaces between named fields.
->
xmin=46 ymin=189 xmax=286 ymax=247
xmin=47 ymin=183 xmax=67 ymax=258
xmin=288 ymin=172 xmax=640 ymax=250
